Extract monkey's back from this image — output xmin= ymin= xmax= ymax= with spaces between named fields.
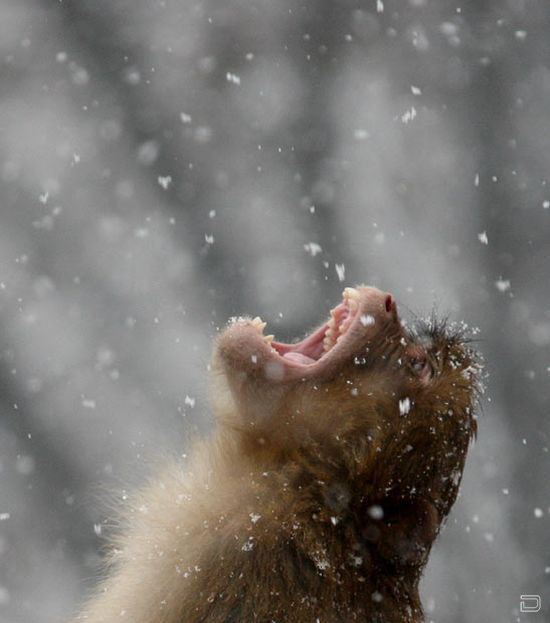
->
xmin=75 ymin=437 xmax=317 ymax=623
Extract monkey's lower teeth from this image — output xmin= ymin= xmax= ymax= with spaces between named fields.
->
xmin=251 ymin=316 xmax=267 ymax=333
xmin=248 ymin=317 xmax=277 ymax=349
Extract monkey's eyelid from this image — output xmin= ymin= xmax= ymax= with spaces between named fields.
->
xmin=409 ymin=358 xmax=434 ymax=382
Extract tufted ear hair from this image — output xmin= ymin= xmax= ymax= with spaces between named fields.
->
xmin=363 ymin=496 xmax=440 ymax=572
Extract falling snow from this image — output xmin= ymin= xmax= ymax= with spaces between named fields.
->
xmin=184 ymin=395 xmax=196 ymax=408
xmin=477 ymin=231 xmax=488 ymax=245
xmin=1 ymin=3 xmax=547 ymax=620
xmin=401 ymin=107 xmax=417 ymax=123
xmin=354 ymin=129 xmax=370 ymax=140
xmin=226 ymin=72 xmax=241 ymax=85
xmin=158 ymin=176 xmax=172 ymax=190
xmin=495 ymin=279 xmax=511 ymax=293
xmin=304 ymin=242 xmax=323 ymax=257
xmin=367 ymin=505 xmax=384 ymax=520
xmin=360 ymin=314 xmax=375 ymax=327
xmin=399 ymin=397 xmax=411 ymax=416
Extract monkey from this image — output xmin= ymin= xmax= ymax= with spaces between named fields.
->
xmin=74 ymin=285 xmax=481 ymax=623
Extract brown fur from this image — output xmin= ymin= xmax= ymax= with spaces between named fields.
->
xmin=75 ymin=288 xmax=480 ymax=623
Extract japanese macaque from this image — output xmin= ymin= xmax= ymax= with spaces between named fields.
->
xmin=75 ymin=286 xmax=481 ymax=623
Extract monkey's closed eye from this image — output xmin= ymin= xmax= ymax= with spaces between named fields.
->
xmin=410 ymin=358 xmax=433 ymax=382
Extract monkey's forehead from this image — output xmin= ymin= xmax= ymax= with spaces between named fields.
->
xmin=404 ymin=319 xmax=482 ymax=376
xmin=407 ymin=316 xmax=478 ymax=348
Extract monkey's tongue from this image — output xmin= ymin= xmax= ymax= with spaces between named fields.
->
xmin=282 ymin=352 xmax=317 ymax=365
xmin=272 ymin=299 xmax=356 ymax=366
xmin=270 ymin=294 xmax=359 ymax=367
xmin=272 ymin=323 xmax=327 ymax=364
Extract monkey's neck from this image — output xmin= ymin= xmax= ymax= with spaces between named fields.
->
xmin=213 ymin=435 xmax=430 ymax=622
xmin=279 ymin=509 xmax=424 ymax=622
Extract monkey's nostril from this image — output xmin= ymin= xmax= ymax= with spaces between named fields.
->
xmin=384 ymin=295 xmax=394 ymax=314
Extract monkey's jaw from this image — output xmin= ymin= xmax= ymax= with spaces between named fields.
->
xmin=216 ymin=285 xmax=398 ymax=384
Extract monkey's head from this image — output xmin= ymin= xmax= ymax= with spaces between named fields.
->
xmin=214 ymin=286 xmax=481 ymax=571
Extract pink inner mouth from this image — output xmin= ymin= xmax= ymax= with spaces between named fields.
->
xmin=220 ymin=286 xmax=396 ymax=382
xmin=271 ymin=301 xmax=357 ymax=366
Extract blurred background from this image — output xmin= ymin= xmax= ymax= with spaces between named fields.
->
xmin=0 ymin=0 xmax=549 ymax=621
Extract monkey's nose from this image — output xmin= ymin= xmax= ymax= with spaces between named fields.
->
xmin=359 ymin=286 xmax=397 ymax=318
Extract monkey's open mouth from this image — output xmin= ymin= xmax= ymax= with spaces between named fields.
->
xmin=222 ymin=286 xmax=397 ymax=381
xmin=254 ymin=287 xmax=363 ymax=366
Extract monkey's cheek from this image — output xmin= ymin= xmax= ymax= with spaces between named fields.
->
xmin=263 ymin=360 xmax=287 ymax=382
xmin=220 ymin=363 xmax=291 ymax=427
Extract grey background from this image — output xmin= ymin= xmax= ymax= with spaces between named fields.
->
xmin=0 ymin=1 xmax=549 ymax=621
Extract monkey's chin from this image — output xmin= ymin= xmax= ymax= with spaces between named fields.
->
xmin=216 ymin=285 xmax=398 ymax=384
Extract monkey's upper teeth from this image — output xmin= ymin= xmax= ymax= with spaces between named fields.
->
xmin=323 ymin=318 xmax=337 ymax=351
xmin=347 ymin=298 xmax=358 ymax=313
xmin=323 ymin=322 xmax=338 ymax=353
xmin=343 ymin=287 xmax=360 ymax=301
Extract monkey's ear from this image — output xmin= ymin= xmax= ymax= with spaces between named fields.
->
xmin=363 ymin=496 xmax=440 ymax=571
